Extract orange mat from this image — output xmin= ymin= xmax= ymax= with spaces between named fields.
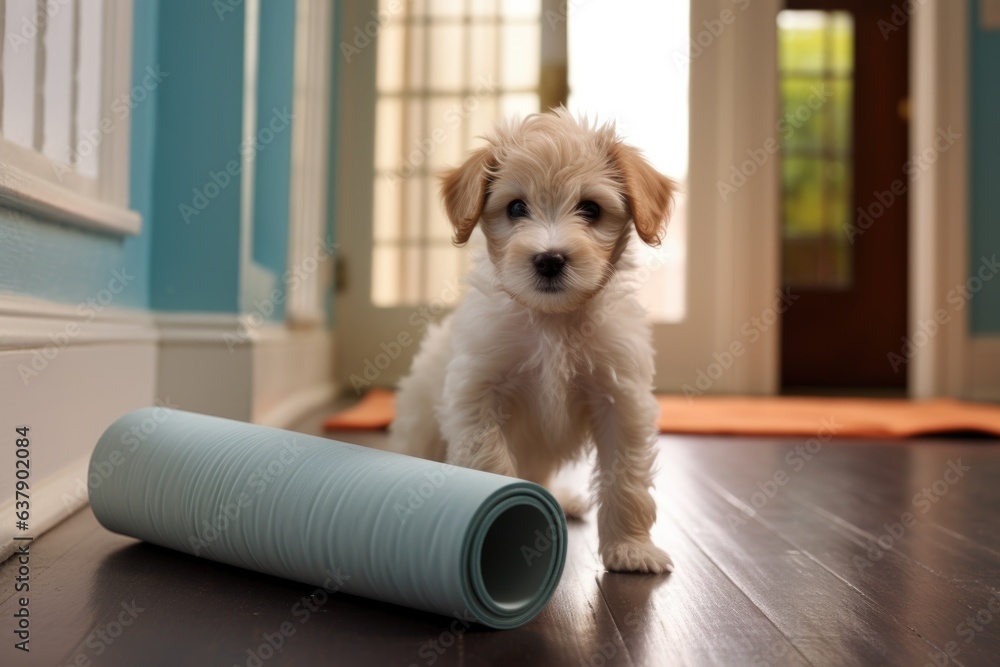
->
xmin=324 ymin=389 xmax=1000 ymax=439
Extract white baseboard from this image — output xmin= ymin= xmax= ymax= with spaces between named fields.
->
xmin=0 ymin=294 xmax=157 ymax=559
xmin=0 ymin=458 xmax=90 ymax=563
xmin=966 ymin=336 xmax=1000 ymax=402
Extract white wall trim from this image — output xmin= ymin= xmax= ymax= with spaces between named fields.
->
xmin=0 ymin=457 xmax=91 ymax=563
xmin=0 ymin=155 xmax=141 ymax=234
xmin=909 ymin=0 xmax=969 ymax=398
xmin=966 ymin=337 xmax=1000 ymax=402
xmin=0 ymin=292 xmax=156 ymax=349
xmin=286 ymin=0 xmax=335 ymax=325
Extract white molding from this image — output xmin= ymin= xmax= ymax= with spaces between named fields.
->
xmin=0 ymin=154 xmax=141 ymax=234
xmin=909 ymin=0 xmax=969 ymax=398
xmin=0 ymin=292 xmax=156 ymax=349
xmin=965 ymin=337 xmax=1000 ymax=402
xmin=0 ymin=457 xmax=90 ymax=564
xmin=238 ymin=0 xmax=261 ymax=313
xmin=100 ymin=0 xmax=134 ymax=207
xmin=287 ymin=0 xmax=334 ymax=325
xmin=153 ymin=311 xmax=246 ymax=344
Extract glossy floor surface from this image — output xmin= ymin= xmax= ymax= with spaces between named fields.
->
xmin=2 ymin=413 xmax=998 ymax=666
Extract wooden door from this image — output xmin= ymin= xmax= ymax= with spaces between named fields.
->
xmin=779 ymin=0 xmax=910 ymax=390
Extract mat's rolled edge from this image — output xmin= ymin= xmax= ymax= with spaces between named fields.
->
xmin=460 ymin=484 xmax=568 ymax=629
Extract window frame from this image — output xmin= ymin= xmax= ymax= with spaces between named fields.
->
xmin=0 ymin=0 xmax=140 ymax=235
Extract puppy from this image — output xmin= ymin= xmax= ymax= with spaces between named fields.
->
xmin=389 ymin=110 xmax=675 ymax=574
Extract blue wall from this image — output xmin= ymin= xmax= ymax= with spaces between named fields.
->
xmin=970 ymin=0 xmax=1000 ymax=334
xmin=251 ymin=0 xmax=296 ymax=319
xmin=148 ymin=0 xmax=246 ymax=312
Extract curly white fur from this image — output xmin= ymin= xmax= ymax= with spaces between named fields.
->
xmin=389 ymin=110 xmax=675 ymax=574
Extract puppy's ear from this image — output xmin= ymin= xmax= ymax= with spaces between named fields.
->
xmin=611 ymin=143 xmax=676 ymax=247
xmin=441 ymin=146 xmax=495 ymax=246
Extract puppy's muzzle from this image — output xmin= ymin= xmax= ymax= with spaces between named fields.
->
xmin=533 ymin=252 xmax=566 ymax=279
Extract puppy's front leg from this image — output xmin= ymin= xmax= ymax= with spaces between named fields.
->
xmin=590 ymin=388 xmax=673 ymax=574
xmin=440 ymin=379 xmax=517 ymax=477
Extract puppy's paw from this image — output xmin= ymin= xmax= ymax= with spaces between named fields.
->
xmin=551 ymin=487 xmax=590 ymax=520
xmin=602 ymin=540 xmax=674 ymax=574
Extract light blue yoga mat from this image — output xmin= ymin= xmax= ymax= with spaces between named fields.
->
xmin=88 ymin=408 xmax=567 ymax=629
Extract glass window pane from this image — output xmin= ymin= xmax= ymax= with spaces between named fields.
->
xmin=76 ymin=0 xmax=104 ymax=178
xmin=3 ymin=0 xmax=39 ymax=149
xmin=782 ymin=157 xmax=824 ymax=236
xmin=375 ymin=98 xmax=403 ymax=171
xmin=501 ymin=23 xmax=539 ymax=88
xmin=780 ymin=78 xmax=826 ymax=153
xmin=429 ymin=24 xmax=464 ymax=91
xmin=830 ymin=13 xmax=854 ymax=74
xmin=43 ymin=0 xmax=76 ymax=164
xmin=377 ymin=25 xmax=406 ymax=92
xmin=778 ymin=10 xmax=855 ymax=290
xmin=830 ymin=79 xmax=853 ymax=154
xmin=427 ymin=96 xmax=466 ymax=169
xmin=777 ymin=10 xmax=827 ymax=73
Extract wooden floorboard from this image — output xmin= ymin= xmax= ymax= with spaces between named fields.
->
xmin=0 ymin=418 xmax=997 ymax=666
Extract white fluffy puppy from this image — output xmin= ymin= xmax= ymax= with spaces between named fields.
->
xmin=389 ymin=110 xmax=675 ymax=574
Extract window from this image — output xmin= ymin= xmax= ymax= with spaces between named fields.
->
xmin=0 ymin=0 xmax=138 ymax=234
xmin=567 ymin=0 xmax=689 ymax=323
xmin=371 ymin=0 xmax=543 ymax=307
xmin=777 ymin=10 xmax=854 ymax=289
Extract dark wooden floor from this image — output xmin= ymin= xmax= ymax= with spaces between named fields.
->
xmin=3 ymin=411 xmax=1000 ymax=666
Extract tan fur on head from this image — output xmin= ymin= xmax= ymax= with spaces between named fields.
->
xmin=610 ymin=143 xmax=676 ymax=247
xmin=441 ymin=146 xmax=495 ymax=246
xmin=439 ymin=109 xmax=677 ymax=314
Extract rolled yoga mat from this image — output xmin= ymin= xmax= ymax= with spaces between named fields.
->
xmin=88 ymin=408 xmax=567 ymax=629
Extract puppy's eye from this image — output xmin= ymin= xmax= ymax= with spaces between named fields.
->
xmin=507 ymin=199 xmax=529 ymax=220
xmin=577 ymin=200 xmax=601 ymax=222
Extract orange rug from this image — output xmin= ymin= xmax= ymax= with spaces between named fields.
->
xmin=324 ymin=389 xmax=1000 ymax=439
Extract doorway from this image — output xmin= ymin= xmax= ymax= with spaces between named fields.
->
xmin=779 ymin=0 xmax=910 ymax=392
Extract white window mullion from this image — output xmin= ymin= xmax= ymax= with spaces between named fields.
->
xmin=31 ymin=0 xmax=45 ymax=151
xmin=68 ymin=0 xmax=80 ymax=166
xmin=287 ymin=0 xmax=333 ymax=325
xmin=0 ymin=0 xmax=6 ymax=132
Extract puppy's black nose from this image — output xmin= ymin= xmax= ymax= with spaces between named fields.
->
xmin=533 ymin=252 xmax=566 ymax=278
